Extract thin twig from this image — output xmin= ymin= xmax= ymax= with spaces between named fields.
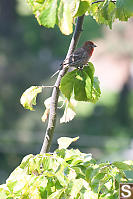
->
xmin=42 ymin=85 xmax=55 ymax=88
xmin=91 ymin=0 xmax=116 ymax=4
xmin=40 ymin=15 xmax=85 ymax=154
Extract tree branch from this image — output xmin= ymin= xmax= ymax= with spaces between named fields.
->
xmin=40 ymin=15 xmax=85 ymax=154
xmin=92 ymin=0 xmax=116 ymax=4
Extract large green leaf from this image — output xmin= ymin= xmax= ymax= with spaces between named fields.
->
xmin=27 ymin=0 xmax=58 ymax=28
xmin=27 ymin=0 xmax=80 ymax=35
xmin=58 ymin=0 xmax=73 ymax=35
xmin=60 ymin=63 xmax=101 ymax=103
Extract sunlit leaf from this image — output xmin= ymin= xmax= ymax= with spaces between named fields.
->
xmin=20 ymin=154 xmax=34 ymax=169
xmin=42 ymin=96 xmax=64 ymax=123
xmin=69 ymin=179 xmax=84 ymax=198
xmin=0 ymin=149 xmax=133 ymax=198
xmin=75 ymin=0 xmax=90 ymax=17
xmin=113 ymin=161 xmax=133 ymax=170
xmin=90 ymin=0 xmax=116 ymax=28
xmin=41 ymin=97 xmax=51 ymax=123
xmin=26 ymin=0 xmax=133 ymax=35
xmin=57 ymin=136 xmax=79 ymax=149
xmin=27 ymin=0 xmax=80 ymax=35
xmin=60 ymin=99 xmax=77 ymax=123
xmin=48 ymin=189 xmax=64 ymax=199
xmin=58 ymin=1 xmax=72 ymax=35
xmin=27 ymin=0 xmax=58 ymax=28
xmin=20 ymin=86 xmax=42 ymax=111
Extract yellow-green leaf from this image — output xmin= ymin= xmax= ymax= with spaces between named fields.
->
xmin=20 ymin=86 xmax=42 ymax=111
xmin=58 ymin=0 xmax=73 ymax=35
xmin=57 ymin=136 xmax=79 ymax=149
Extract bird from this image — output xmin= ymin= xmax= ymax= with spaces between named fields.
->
xmin=51 ymin=41 xmax=97 ymax=78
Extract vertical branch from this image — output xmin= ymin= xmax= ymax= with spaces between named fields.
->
xmin=40 ymin=15 xmax=85 ymax=154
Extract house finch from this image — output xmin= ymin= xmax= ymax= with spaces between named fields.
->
xmin=51 ymin=41 xmax=97 ymax=77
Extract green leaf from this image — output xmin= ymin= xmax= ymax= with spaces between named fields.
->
xmin=20 ymin=86 xmax=42 ymax=111
xmin=60 ymin=63 xmax=101 ymax=103
xmin=20 ymin=154 xmax=34 ymax=169
xmin=42 ymin=156 xmax=59 ymax=172
xmin=27 ymin=0 xmax=58 ymax=28
xmin=1 ymin=150 xmax=133 ymax=199
xmin=48 ymin=189 xmax=64 ymax=199
xmin=124 ymin=0 xmax=133 ymax=12
xmin=69 ymin=179 xmax=84 ymax=198
xmin=55 ymin=164 xmax=69 ymax=187
xmin=58 ymin=0 xmax=73 ymax=35
xmin=90 ymin=0 xmax=116 ymax=28
xmin=57 ymin=136 xmax=79 ymax=149
xmin=0 ymin=192 xmax=8 ymax=199
xmin=116 ymin=0 xmax=133 ymax=21
xmin=27 ymin=0 xmax=80 ymax=35
xmin=113 ymin=161 xmax=133 ymax=170
xmin=92 ymin=77 xmax=101 ymax=103
xmin=7 ymin=180 xmax=17 ymax=193
xmin=74 ymin=70 xmax=92 ymax=101
xmin=75 ymin=0 xmax=90 ymax=17
xmin=85 ymin=167 xmax=94 ymax=183
xmin=60 ymin=70 xmax=75 ymax=100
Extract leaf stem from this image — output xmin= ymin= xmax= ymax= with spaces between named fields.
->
xmin=40 ymin=15 xmax=85 ymax=154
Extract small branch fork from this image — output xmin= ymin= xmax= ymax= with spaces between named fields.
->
xmin=40 ymin=15 xmax=85 ymax=154
xmin=92 ymin=0 xmax=116 ymax=4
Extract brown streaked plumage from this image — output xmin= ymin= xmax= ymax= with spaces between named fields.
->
xmin=51 ymin=41 xmax=97 ymax=78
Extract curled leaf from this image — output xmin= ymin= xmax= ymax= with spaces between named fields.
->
xmin=57 ymin=136 xmax=79 ymax=150
xmin=20 ymin=86 xmax=42 ymax=111
xmin=60 ymin=99 xmax=77 ymax=123
xmin=41 ymin=97 xmax=51 ymax=123
xmin=41 ymin=96 xmax=63 ymax=123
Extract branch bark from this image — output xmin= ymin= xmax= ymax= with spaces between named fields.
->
xmin=40 ymin=15 xmax=85 ymax=154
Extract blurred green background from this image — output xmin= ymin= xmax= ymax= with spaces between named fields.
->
xmin=0 ymin=0 xmax=133 ymax=183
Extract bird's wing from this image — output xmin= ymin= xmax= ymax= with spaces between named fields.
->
xmin=63 ymin=48 xmax=85 ymax=66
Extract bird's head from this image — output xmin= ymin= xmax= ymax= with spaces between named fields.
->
xmin=83 ymin=41 xmax=97 ymax=48
xmin=83 ymin=41 xmax=97 ymax=56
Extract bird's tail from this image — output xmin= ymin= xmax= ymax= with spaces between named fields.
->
xmin=50 ymin=69 xmax=60 ymax=78
xmin=50 ymin=63 xmax=63 ymax=78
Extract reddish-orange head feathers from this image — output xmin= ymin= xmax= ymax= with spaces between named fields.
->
xmin=83 ymin=41 xmax=97 ymax=57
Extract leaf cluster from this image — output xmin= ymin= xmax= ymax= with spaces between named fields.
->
xmin=20 ymin=63 xmax=101 ymax=123
xmin=0 ymin=138 xmax=133 ymax=198
xmin=60 ymin=63 xmax=100 ymax=103
xmin=27 ymin=0 xmax=133 ymax=35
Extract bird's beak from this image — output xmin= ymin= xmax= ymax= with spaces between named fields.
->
xmin=93 ymin=44 xmax=97 ymax=47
